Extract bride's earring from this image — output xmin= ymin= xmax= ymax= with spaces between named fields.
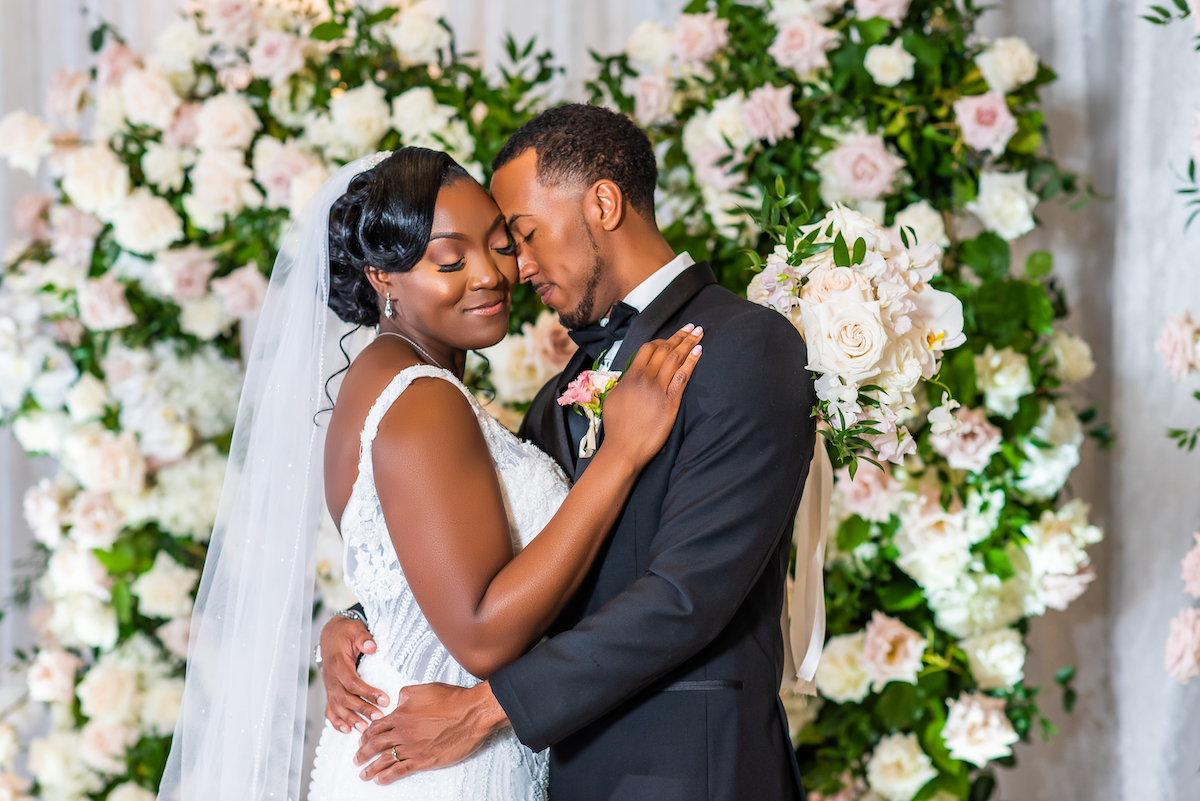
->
xmin=384 ymin=291 xmax=394 ymax=319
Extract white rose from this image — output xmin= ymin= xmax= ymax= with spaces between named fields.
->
xmin=77 ymin=659 xmax=139 ymax=723
xmin=141 ymin=142 xmax=188 ymax=193
xmin=179 ymin=293 xmax=236 ymax=340
xmin=928 ymin=567 xmax=1027 ymax=638
xmin=0 ymin=111 xmax=53 ymax=174
xmin=391 ymin=86 xmax=453 ymax=141
xmin=134 ymin=402 xmax=194 ymax=463
xmin=28 ymin=648 xmax=82 ymax=704
xmin=184 ymin=148 xmax=263 ymax=232
xmin=941 ymin=692 xmax=1019 ymax=766
xmin=22 ymin=477 xmax=67 ymax=547
xmin=0 ymin=724 xmax=17 ymax=770
xmin=61 ymin=145 xmax=131 ymax=221
xmin=331 ymin=82 xmax=392 ymax=157
xmin=864 ymin=40 xmax=915 ymax=87
xmin=960 ymin=628 xmax=1026 ymax=690
xmin=29 ymin=731 xmax=104 ymax=797
xmin=973 ymin=344 xmax=1032 ymax=418
xmin=706 ymin=90 xmax=754 ymax=152
xmin=29 ymin=340 xmax=79 ymax=410
xmin=157 ymin=616 xmax=192 ymax=660
xmin=111 ymin=188 xmax=183 ymax=255
xmin=1022 ymin=498 xmax=1100 ymax=578
xmin=13 ymin=411 xmax=72 ymax=456
xmin=625 ymin=20 xmax=674 ymax=70
xmin=49 ymin=592 xmax=119 ymax=650
xmin=967 ymin=171 xmax=1038 ymax=241
xmin=120 ymin=69 xmax=180 ymax=131
xmin=132 ymin=552 xmax=200 ymax=619
xmin=814 ymin=631 xmax=872 ymax=703
xmin=194 ymin=93 xmax=261 ymax=151
xmin=109 ymin=782 xmax=158 ymax=801
xmin=268 ymin=80 xmax=314 ymax=128
xmin=385 ymin=9 xmax=450 ymax=67
xmin=140 ymin=676 xmax=185 ymax=736
xmin=69 ymin=490 xmax=124 ymax=550
xmin=892 ymin=199 xmax=948 ymax=249
xmin=149 ymin=444 xmax=226 ymax=539
xmin=976 ymin=37 xmax=1039 ymax=95
xmin=79 ymin=720 xmax=136 ymax=774
xmin=288 ymin=163 xmax=331 ymax=217
xmin=66 ymin=373 xmax=110 ymax=422
xmin=1049 ymin=329 xmax=1095 ymax=383
xmin=92 ymin=84 xmax=128 ymax=142
xmin=800 ymin=298 xmax=888 ymax=388
xmin=866 ymin=732 xmax=938 ymax=801
xmin=149 ymin=19 xmax=209 ymax=83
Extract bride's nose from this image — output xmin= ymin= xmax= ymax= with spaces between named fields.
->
xmin=468 ymin=254 xmax=508 ymax=290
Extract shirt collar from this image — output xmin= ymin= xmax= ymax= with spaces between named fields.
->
xmin=619 ymin=252 xmax=697 ymax=315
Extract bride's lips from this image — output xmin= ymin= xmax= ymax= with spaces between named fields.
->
xmin=465 ymin=298 xmax=506 ymax=316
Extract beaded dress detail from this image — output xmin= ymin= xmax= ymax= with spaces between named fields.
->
xmin=309 ymin=365 xmax=569 ymax=801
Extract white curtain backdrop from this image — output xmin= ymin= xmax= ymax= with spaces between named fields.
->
xmin=2 ymin=1 xmax=1198 ymax=798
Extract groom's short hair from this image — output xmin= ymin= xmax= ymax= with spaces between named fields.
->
xmin=493 ymin=104 xmax=658 ymax=220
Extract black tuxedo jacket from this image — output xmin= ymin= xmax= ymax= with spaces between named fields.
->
xmin=490 ymin=261 xmax=815 ymax=801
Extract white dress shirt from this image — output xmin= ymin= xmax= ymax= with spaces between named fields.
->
xmin=596 ymin=252 xmax=696 ymax=372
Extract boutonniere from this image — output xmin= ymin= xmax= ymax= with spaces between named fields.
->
xmin=557 ymin=368 xmax=622 ymax=458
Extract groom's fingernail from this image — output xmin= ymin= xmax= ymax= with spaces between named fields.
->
xmin=370 ymin=711 xmax=382 ymax=721
xmin=355 ymin=721 xmax=366 ymax=732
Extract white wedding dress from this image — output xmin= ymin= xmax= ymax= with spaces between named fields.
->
xmin=309 ymin=365 xmax=569 ymax=801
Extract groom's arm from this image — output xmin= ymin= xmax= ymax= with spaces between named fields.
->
xmin=489 ymin=308 xmax=815 ymax=750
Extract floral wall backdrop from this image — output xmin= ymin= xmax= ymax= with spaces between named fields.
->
xmin=0 ymin=0 xmax=1137 ymax=799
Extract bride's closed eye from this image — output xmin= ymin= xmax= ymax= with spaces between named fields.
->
xmin=494 ymin=236 xmax=517 ymax=257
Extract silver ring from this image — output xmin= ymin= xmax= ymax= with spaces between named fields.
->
xmin=391 ymin=746 xmax=399 ymax=762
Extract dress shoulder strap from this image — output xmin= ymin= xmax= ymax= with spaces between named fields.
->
xmin=358 ymin=365 xmax=475 ymax=467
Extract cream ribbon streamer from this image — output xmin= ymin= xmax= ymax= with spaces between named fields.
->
xmin=781 ymin=441 xmax=832 ymax=695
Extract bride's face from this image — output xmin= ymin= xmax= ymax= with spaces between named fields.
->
xmin=383 ymin=178 xmax=518 ymax=351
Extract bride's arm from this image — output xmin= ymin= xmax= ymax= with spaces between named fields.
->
xmin=373 ymin=327 xmax=703 ymax=680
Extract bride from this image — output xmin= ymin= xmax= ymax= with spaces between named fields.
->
xmin=158 ymin=148 xmax=703 ymax=801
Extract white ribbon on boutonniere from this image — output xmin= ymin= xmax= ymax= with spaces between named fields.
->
xmin=557 ymin=368 xmax=623 ymax=458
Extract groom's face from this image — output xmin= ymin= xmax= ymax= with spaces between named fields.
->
xmin=490 ymin=149 xmax=609 ymax=330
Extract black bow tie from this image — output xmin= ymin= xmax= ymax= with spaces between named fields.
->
xmin=568 ymin=301 xmax=639 ymax=364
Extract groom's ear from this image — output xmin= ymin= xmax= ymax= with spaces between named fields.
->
xmin=589 ymin=179 xmax=626 ymax=233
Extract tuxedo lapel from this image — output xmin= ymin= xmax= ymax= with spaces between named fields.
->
xmin=539 ymin=346 xmax=590 ymax=474
xmin=573 ymin=261 xmax=717 ymax=478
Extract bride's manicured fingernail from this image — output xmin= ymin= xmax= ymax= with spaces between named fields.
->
xmin=377 ymin=695 xmax=389 ymax=705
xmin=370 ymin=711 xmax=382 ymax=721
xmin=692 ymin=345 xmax=703 ymax=356
xmin=355 ymin=720 xmax=366 ymax=732
xmin=693 ymin=326 xmax=703 ymax=336
xmin=682 ymin=323 xmax=695 ymax=333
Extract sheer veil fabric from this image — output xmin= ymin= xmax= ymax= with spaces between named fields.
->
xmin=158 ymin=154 xmax=390 ymax=801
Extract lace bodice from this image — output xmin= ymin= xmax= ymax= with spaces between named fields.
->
xmin=339 ymin=364 xmax=571 ymax=686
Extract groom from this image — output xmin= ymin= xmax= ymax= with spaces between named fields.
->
xmin=321 ymin=104 xmax=815 ymax=800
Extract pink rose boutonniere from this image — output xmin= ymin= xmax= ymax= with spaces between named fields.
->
xmin=557 ymin=369 xmax=622 ymax=458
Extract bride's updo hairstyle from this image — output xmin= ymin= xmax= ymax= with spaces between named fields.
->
xmin=327 ymin=147 xmax=471 ymax=326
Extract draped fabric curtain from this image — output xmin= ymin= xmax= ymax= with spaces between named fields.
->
xmin=1 ymin=0 xmax=1197 ymax=798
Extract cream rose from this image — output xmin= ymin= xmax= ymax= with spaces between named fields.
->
xmin=62 ymin=423 xmax=146 ymax=495
xmin=857 ymin=0 xmax=912 ymax=24
xmin=51 ymin=204 xmax=104 ymax=268
xmin=109 ymin=782 xmax=157 ymax=801
xmin=184 ymin=148 xmax=263 ymax=232
xmin=195 ymin=93 xmax=261 ymax=151
xmin=960 ymin=628 xmax=1026 ymax=690
xmin=385 ymin=8 xmax=451 ymax=67
xmin=864 ymin=40 xmax=915 ymax=87
xmin=149 ymin=20 xmax=208 ymax=84
xmin=331 ymin=82 xmax=392 ymax=156
xmin=288 ymin=163 xmax=331 ymax=217
xmin=942 ymin=692 xmax=1019 ymax=766
xmin=180 ymin=294 xmax=236 ymax=340
xmin=47 ymin=68 xmax=91 ymax=125
xmin=69 ymin=490 xmax=124 ymax=550
xmin=968 ymin=170 xmax=1038 ymax=241
xmin=799 ymin=297 xmax=888 ymax=387
xmin=27 ymin=648 xmax=82 ymax=704
xmin=157 ymin=616 xmax=192 ymax=660
xmin=131 ymin=552 xmax=200 ymax=619
xmin=1049 ymin=329 xmax=1095 ymax=383
xmin=80 ymin=720 xmax=136 ymax=774
xmin=77 ymin=660 xmax=139 ymax=723
xmin=769 ymin=17 xmax=839 ymax=77
xmin=866 ymin=732 xmax=937 ymax=801
xmin=46 ymin=542 xmax=112 ymax=602
xmin=891 ymin=199 xmax=948 ymax=249
xmin=52 ymin=592 xmax=119 ymax=650
xmin=930 ymin=405 xmax=1002 ymax=472
xmin=0 ymin=724 xmax=17 ymax=771
xmin=480 ymin=333 xmax=543 ymax=404
xmin=110 ymin=189 xmax=183 ymax=255
xmin=120 ymin=69 xmax=180 ymax=131
xmin=814 ymin=631 xmax=873 ymax=703
xmin=625 ymin=20 xmax=674 ymax=70
xmin=140 ymin=676 xmax=185 ymax=736
xmin=834 ymin=462 xmax=905 ymax=523
xmin=61 ymin=145 xmax=131 ymax=220
xmin=976 ymin=37 xmax=1039 ymax=95
xmin=801 ymin=266 xmax=874 ymax=305
xmin=78 ymin=272 xmax=137 ymax=331
xmin=141 ymin=142 xmax=188 ymax=193
xmin=973 ymin=344 xmax=1032 ymax=418
xmin=862 ymin=610 xmax=927 ymax=690
xmin=0 ymin=111 xmax=53 ymax=174
xmin=29 ymin=731 xmax=103 ymax=798
xmin=211 ymin=263 xmax=269 ymax=317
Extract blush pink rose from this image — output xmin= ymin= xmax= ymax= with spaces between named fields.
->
xmin=1166 ymin=607 xmax=1200 ymax=684
xmin=830 ymin=135 xmax=905 ymax=200
xmin=768 ymin=17 xmax=839 ymax=75
xmin=631 ymin=72 xmax=675 ymax=126
xmin=252 ymin=137 xmax=319 ymax=210
xmin=68 ymin=491 xmax=123 ymax=550
xmin=78 ymin=272 xmax=136 ymax=331
xmin=55 ymin=318 xmax=86 ymax=347
xmin=835 ymin=461 xmax=903 ymax=523
xmin=742 ymin=84 xmax=800 ymax=145
xmin=248 ymin=29 xmax=305 ymax=86
xmin=46 ymin=69 xmax=91 ymax=125
xmin=50 ymin=205 xmax=103 ymax=269
xmin=862 ymin=610 xmax=927 ymax=689
xmin=524 ymin=311 xmax=578 ymax=377
xmin=211 ymin=263 xmax=269 ymax=317
xmin=13 ymin=193 xmax=52 ymax=241
xmin=856 ymin=0 xmax=912 ymax=25
xmin=690 ymin=140 xmax=745 ymax=191
xmin=218 ymin=64 xmax=254 ymax=92
xmin=1182 ymin=533 xmax=1200 ymax=599
xmin=152 ymin=246 xmax=219 ymax=301
xmin=164 ymin=103 xmax=201 ymax=149
xmin=96 ymin=40 xmax=139 ymax=87
xmin=158 ymin=615 xmax=192 ymax=659
xmin=930 ymin=405 xmax=1002 ymax=472
xmin=800 ymin=266 xmax=874 ymax=304
xmin=557 ymin=370 xmax=620 ymax=408
xmin=954 ymin=92 xmax=1018 ymax=156
xmin=671 ymin=11 xmax=730 ymax=65
xmin=204 ymin=0 xmax=259 ymax=49
xmin=1156 ymin=311 xmax=1200 ymax=382
xmin=1038 ymin=565 xmax=1094 ymax=611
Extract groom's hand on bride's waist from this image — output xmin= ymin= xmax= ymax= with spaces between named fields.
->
xmin=353 ymin=681 xmax=509 ymax=784
xmin=321 ymin=615 xmax=388 ymax=734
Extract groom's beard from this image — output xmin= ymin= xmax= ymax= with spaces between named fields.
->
xmin=558 ymin=220 xmax=605 ymax=331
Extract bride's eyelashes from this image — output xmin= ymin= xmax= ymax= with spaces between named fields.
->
xmin=495 ymin=236 xmax=517 ymax=256
xmin=438 ymin=259 xmax=466 ymax=272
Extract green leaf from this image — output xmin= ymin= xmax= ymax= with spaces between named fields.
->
xmin=969 ymin=774 xmax=997 ymax=801
xmin=311 ymin=21 xmax=347 ymax=41
xmin=366 ymin=6 xmax=399 ymax=24
xmin=875 ymin=682 xmax=921 ymax=729
xmin=112 ymin=580 xmax=133 ymax=624
xmin=958 ymin=233 xmax=1011 ymax=282
xmin=833 ymin=232 xmax=850 ymax=268
xmin=1025 ymin=250 xmax=1053 ymax=278
xmin=857 ymin=17 xmax=893 ymax=46
xmin=1055 ymin=665 xmax=1077 ymax=685
xmin=851 ymin=237 xmax=866 ymax=266
xmin=877 ymin=581 xmax=926 ymax=611
xmin=837 ymin=516 xmax=871 ymax=552
xmin=984 ymin=548 xmax=1015 ymax=580
xmin=90 ymin=27 xmax=105 ymax=53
